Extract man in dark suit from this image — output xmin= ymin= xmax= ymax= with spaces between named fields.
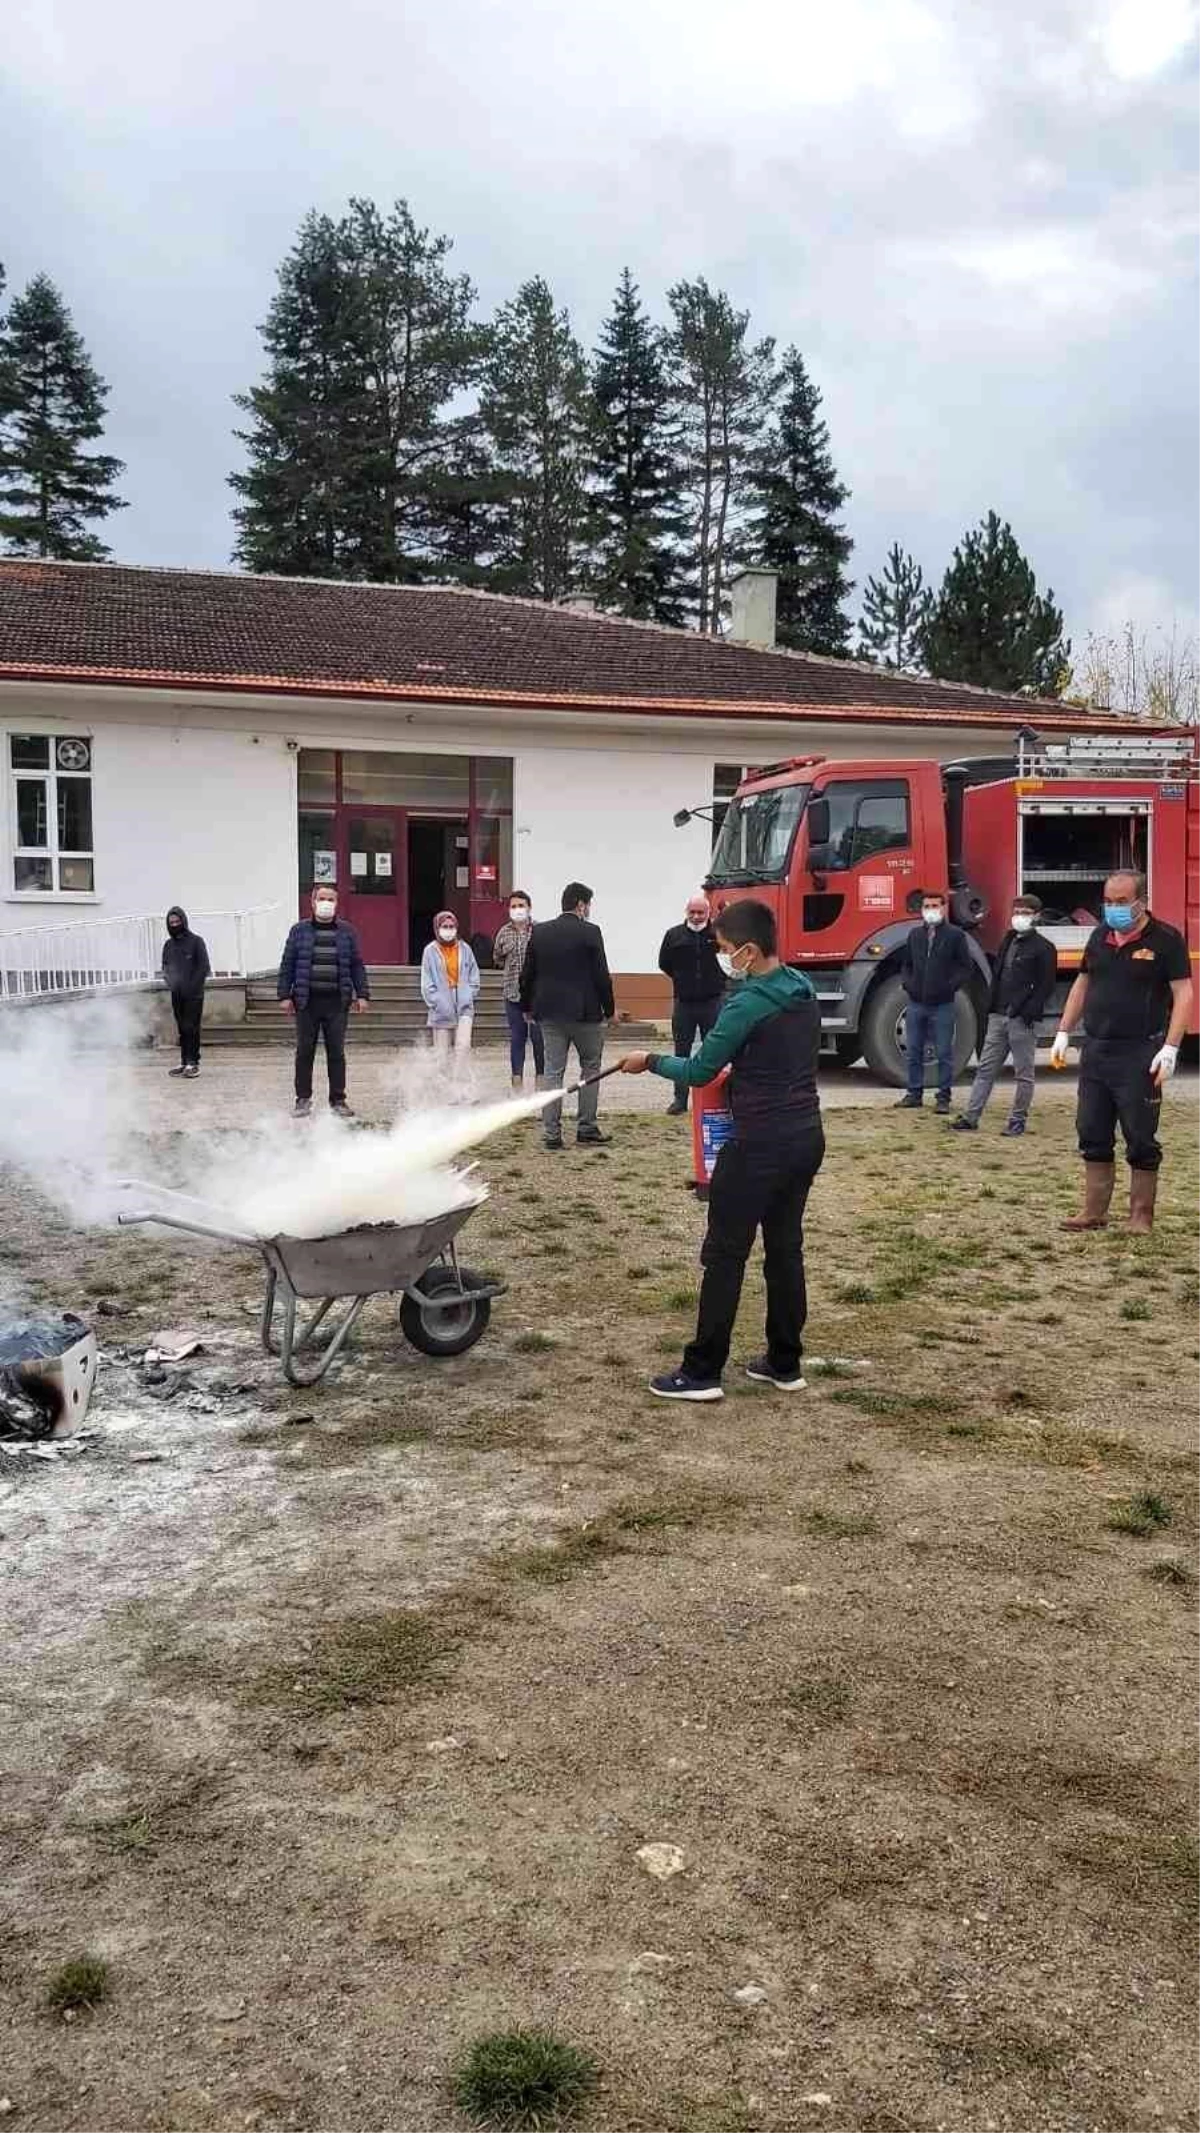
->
xmin=520 ymin=881 xmax=615 ymax=1150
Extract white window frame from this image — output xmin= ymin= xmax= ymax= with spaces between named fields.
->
xmin=7 ymin=733 xmax=99 ymax=901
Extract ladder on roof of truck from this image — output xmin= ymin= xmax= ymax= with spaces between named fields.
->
xmin=1016 ymin=732 xmax=1198 ymax=781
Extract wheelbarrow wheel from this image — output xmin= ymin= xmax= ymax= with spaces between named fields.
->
xmin=399 ymin=1265 xmax=491 ymax=1357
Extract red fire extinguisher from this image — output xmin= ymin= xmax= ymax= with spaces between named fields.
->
xmin=690 ymin=1067 xmax=733 ymax=1200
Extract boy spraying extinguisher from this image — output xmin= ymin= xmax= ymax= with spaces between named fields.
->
xmin=620 ymin=898 xmax=823 ymax=1400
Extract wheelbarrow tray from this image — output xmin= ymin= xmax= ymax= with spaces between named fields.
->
xmin=263 ymin=1208 xmax=474 ymax=1298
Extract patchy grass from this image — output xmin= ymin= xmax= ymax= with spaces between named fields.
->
xmin=497 ymin=1490 xmax=746 ymax=1585
xmin=1107 ymin=1491 xmax=1173 ymax=1539
xmin=47 ymin=1954 xmax=110 ymax=2014
xmin=1119 ymin=1299 xmax=1152 ymax=1322
xmin=800 ymin=1506 xmax=880 ymax=1541
xmin=1141 ymin=1556 xmax=1196 ymax=1591
xmin=452 ymin=2027 xmax=598 ymax=2128
xmin=780 ymin=1672 xmax=853 ymax=1727
xmin=512 ymin=1331 xmax=557 ymax=1355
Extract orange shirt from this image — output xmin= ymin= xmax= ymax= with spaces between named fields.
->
xmin=439 ymin=940 xmax=461 ymax=988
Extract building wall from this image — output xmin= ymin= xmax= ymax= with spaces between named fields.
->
xmin=1 ymin=682 xmax=1027 ymax=993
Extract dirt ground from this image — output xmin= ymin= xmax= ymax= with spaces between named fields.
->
xmin=1 ymin=1047 xmax=1197 ymax=2133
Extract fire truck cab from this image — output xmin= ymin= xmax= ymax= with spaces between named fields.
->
xmin=686 ymin=730 xmax=1198 ymax=1087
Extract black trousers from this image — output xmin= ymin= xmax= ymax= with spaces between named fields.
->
xmin=171 ymin=991 xmax=204 ymax=1067
xmin=1077 ymin=1037 xmax=1163 ymax=1171
xmin=683 ymin=1121 xmax=825 ymax=1382
xmin=669 ymin=997 xmax=722 ymax=1106
xmin=295 ymin=998 xmax=349 ymax=1103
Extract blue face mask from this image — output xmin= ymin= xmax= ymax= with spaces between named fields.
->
xmin=1103 ymin=902 xmax=1137 ymax=931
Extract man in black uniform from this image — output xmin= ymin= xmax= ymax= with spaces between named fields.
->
xmin=657 ymin=892 xmax=725 ymax=1116
xmin=620 ymin=898 xmax=823 ymax=1400
xmin=1053 ymin=870 xmax=1192 ymax=1233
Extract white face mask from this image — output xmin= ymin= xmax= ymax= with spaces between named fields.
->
xmin=922 ymin=906 xmax=944 ymax=925
xmin=438 ymin=926 xmax=457 ymax=943
xmin=686 ymin=914 xmax=709 ymax=931
xmin=717 ymin=948 xmax=750 ymax=980
xmin=1011 ymin=912 xmax=1035 ymax=933
xmin=313 ymin=901 xmax=336 ymax=921
xmin=509 ymin=906 xmax=530 ymax=924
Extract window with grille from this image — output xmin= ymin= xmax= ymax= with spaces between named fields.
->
xmin=9 ymin=734 xmax=95 ymax=893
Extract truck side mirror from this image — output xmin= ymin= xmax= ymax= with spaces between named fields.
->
xmin=806 ymin=841 xmax=835 ymax=872
xmin=806 ymin=796 xmax=830 ymax=846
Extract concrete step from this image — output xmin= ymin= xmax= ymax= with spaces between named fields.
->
xmin=205 ymin=1016 xmax=663 ymax=1047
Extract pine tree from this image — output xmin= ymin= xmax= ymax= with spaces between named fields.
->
xmin=480 ymin=278 xmax=591 ymax=601
xmin=663 ymin=280 xmax=776 ymax=633
xmin=857 ymin=542 xmax=931 ymax=669
xmin=745 ymin=347 xmax=852 ymax=654
xmin=0 ymin=274 xmax=126 ymax=560
xmin=231 ymin=212 xmax=360 ymax=577
xmin=922 ymin=510 xmax=1070 ymax=695
xmin=589 ymin=269 xmax=686 ymax=622
xmin=419 ymin=416 xmax=507 ymax=586
xmin=231 ymin=199 xmax=485 ymax=580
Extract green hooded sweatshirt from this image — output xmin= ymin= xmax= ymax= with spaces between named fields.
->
xmin=649 ymin=966 xmax=816 ymax=1087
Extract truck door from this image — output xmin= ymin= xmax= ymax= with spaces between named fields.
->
xmin=798 ymin=776 xmax=916 ymax=959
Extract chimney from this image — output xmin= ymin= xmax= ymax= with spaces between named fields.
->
xmin=560 ymin=592 xmax=598 ymax=614
xmin=728 ymin=568 xmax=778 ymax=649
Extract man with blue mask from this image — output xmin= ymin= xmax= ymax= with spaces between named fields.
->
xmin=1053 ymin=870 xmax=1192 ymax=1233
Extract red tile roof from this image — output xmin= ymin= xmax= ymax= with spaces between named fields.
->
xmin=0 ymin=559 xmax=1136 ymax=732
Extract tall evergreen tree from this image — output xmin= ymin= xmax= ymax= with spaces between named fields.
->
xmin=921 ymin=510 xmax=1070 ymax=695
xmin=480 ymin=277 xmax=591 ymax=601
xmin=589 ymin=269 xmax=686 ymax=622
xmin=231 ymin=212 xmax=360 ymax=577
xmin=663 ymin=280 xmax=775 ymax=634
xmin=419 ymin=417 xmax=507 ymax=586
xmin=231 ymin=198 xmax=485 ymax=580
xmin=0 ymin=274 xmax=126 ymax=560
xmin=745 ymin=347 xmax=852 ymax=654
xmin=857 ymin=542 xmax=931 ymax=669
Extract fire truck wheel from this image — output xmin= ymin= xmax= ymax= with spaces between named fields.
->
xmin=859 ymin=973 xmax=979 ymax=1089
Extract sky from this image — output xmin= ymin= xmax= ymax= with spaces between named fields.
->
xmin=2 ymin=0 xmax=1197 ymax=656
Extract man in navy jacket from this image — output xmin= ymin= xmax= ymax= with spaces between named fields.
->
xmin=895 ymin=889 xmax=973 ymax=1114
xmin=277 ymin=887 xmax=369 ymax=1117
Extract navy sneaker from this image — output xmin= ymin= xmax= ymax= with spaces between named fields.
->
xmin=894 ymin=1094 xmax=922 ymax=1109
xmin=934 ymin=1095 xmax=952 ymax=1115
xmin=1001 ymin=1117 xmax=1027 ymax=1137
xmin=950 ymin=1116 xmax=978 ymax=1132
xmin=649 ymin=1369 xmax=723 ymax=1402
xmin=543 ymin=1134 xmax=564 ymax=1152
xmin=745 ymin=1357 xmax=807 ymax=1391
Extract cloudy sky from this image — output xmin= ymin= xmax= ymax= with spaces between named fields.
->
xmin=3 ymin=0 xmax=1197 ymax=650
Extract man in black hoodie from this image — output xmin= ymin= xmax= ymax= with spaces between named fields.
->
xmin=951 ymin=895 xmax=1057 ymax=1136
xmin=162 ymin=906 xmax=211 ymax=1079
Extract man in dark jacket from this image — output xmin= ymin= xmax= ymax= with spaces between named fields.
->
xmin=895 ymin=889 xmax=974 ymax=1114
xmin=277 ymin=887 xmax=369 ymax=1118
xmin=519 ymin=881 xmax=615 ymax=1150
xmin=657 ymin=892 xmax=725 ymax=1117
xmin=162 ymin=906 xmax=211 ymax=1079
xmin=620 ymin=898 xmax=824 ymax=1400
xmin=951 ymin=895 xmax=1057 ymax=1136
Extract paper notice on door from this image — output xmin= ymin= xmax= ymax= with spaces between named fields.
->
xmin=374 ymin=851 xmax=392 ymax=877
xmin=455 ymin=832 xmax=469 ymax=850
xmin=313 ymin=850 xmax=336 ymax=884
xmin=350 ymin=851 xmax=368 ymax=878
xmin=455 ymin=865 xmax=470 ymax=889
xmin=859 ymin=875 xmax=893 ymax=911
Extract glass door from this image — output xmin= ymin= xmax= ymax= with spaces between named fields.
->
xmin=341 ymin=812 xmax=404 ymax=963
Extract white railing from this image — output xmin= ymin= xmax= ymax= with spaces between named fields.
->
xmin=0 ymin=903 xmax=284 ymax=1003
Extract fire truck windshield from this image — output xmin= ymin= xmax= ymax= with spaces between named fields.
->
xmin=707 ymin=783 xmax=809 ymax=886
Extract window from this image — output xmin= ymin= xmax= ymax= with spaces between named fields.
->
xmin=9 ymin=734 xmax=95 ymax=893
xmin=711 ymin=764 xmax=747 ymax=848
xmin=708 ymin=782 xmax=809 ymax=884
xmin=818 ymin=779 xmax=909 ymax=870
xmin=341 ymin=750 xmax=470 ymax=810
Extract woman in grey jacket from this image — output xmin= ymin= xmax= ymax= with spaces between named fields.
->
xmin=420 ymin=912 xmax=481 ymax=1058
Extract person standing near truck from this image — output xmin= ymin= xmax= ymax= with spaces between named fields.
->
xmin=951 ymin=895 xmax=1057 ymax=1136
xmin=1053 ymin=870 xmax=1192 ymax=1234
xmin=894 ymin=890 xmax=973 ymax=1115
xmin=161 ymin=905 xmax=211 ymax=1079
xmin=620 ymin=898 xmax=823 ymax=1400
xmin=657 ymin=892 xmax=726 ymax=1116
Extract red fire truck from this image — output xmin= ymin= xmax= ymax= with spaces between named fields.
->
xmin=678 ymin=728 xmax=1198 ymax=1087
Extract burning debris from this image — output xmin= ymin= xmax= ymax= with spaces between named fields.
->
xmin=0 ymin=1313 xmax=99 ymax=1441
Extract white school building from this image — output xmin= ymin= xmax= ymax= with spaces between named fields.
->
xmin=0 ymin=561 xmax=1134 ymax=1017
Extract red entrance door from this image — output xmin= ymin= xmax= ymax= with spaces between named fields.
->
xmin=340 ymin=811 xmax=404 ymax=963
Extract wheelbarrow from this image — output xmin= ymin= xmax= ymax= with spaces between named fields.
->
xmin=117 ymin=1198 xmax=504 ymax=1387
